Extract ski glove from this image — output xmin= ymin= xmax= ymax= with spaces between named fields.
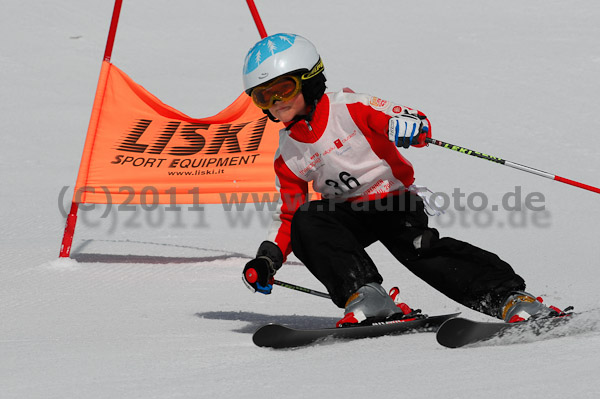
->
xmin=242 ymin=241 xmax=283 ymax=294
xmin=388 ymin=114 xmax=430 ymax=148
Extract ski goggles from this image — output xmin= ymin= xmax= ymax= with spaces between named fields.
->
xmin=251 ymin=75 xmax=303 ymax=110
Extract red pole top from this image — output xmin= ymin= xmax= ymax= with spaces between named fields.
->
xmin=103 ymin=0 xmax=123 ymax=61
xmin=246 ymin=0 xmax=268 ymax=38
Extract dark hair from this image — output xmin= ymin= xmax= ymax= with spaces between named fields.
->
xmin=302 ymin=72 xmax=327 ymax=108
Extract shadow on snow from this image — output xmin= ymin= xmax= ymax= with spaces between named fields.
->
xmin=195 ymin=311 xmax=339 ymax=334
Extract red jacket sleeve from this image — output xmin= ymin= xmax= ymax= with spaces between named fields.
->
xmin=266 ymin=155 xmax=308 ymax=262
xmin=347 ymin=97 xmax=431 ymax=148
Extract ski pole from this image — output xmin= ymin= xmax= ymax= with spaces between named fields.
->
xmin=425 ymin=137 xmax=600 ymax=194
xmin=273 ymin=279 xmax=331 ymax=299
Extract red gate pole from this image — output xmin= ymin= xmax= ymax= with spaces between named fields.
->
xmin=103 ymin=0 xmax=123 ymax=62
xmin=59 ymin=0 xmax=124 ymax=257
xmin=246 ymin=0 xmax=268 ymax=38
xmin=59 ymin=202 xmax=80 ymax=257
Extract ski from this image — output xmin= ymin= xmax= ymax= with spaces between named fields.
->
xmin=436 ymin=314 xmax=575 ymax=348
xmin=253 ymin=313 xmax=459 ymax=349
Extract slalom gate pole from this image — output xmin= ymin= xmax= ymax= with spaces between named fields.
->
xmin=59 ymin=0 xmax=124 ymax=258
xmin=103 ymin=0 xmax=123 ymax=62
xmin=273 ymin=280 xmax=331 ymax=299
xmin=246 ymin=0 xmax=268 ymax=38
xmin=59 ymin=202 xmax=79 ymax=257
xmin=425 ymin=138 xmax=600 ymax=194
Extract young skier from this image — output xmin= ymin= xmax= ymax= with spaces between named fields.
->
xmin=241 ymin=33 xmax=566 ymax=327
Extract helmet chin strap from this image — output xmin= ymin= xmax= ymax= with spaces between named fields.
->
xmin=284 ymin=99 xmax=318 ymax=131
xmin=263 ymin=109 xmax=279 ymax=123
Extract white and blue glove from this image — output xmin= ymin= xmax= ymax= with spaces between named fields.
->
xmin=388 ymin=114 xmax=429 ymax=148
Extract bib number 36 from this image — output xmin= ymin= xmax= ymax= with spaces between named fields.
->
xmin=325 ymin=171 xmax=360 ymax=195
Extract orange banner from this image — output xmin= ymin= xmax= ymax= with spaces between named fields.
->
xmin=73 ymin=61 xmax=283 ymax=204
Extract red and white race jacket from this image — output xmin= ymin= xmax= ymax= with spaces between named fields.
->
xmin=267 ymin=89 xmax=430 ymax=260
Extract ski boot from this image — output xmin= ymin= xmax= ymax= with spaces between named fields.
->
xmin=336 ymin=283 xmax=420 ymax=328
xmin=501 ymin=291 xmax=572 ymax=323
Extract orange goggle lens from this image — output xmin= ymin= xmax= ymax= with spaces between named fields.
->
xmin=251 ymin=75 xmax=302 ymax=110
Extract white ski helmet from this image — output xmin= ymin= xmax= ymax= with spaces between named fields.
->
xmin=243 ymin=33 xmax=323 ymax=94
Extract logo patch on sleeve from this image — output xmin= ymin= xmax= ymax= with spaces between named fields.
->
xmin=369 ymin=97 xmax=388 ymax=110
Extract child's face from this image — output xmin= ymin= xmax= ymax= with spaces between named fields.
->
xmin=269 ymin=92 xmax=307 ymax=123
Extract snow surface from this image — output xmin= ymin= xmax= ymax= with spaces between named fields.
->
xmin=2 ymin=1 xmax=600 ymax=398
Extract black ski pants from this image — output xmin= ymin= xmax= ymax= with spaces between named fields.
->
xmin=290 ymin=193 xmax=525 ymax=318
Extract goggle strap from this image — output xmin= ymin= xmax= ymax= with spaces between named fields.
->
xmin=301 ymin=58 xmax=324 ymax=81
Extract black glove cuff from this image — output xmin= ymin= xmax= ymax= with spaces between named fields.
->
xmin=256 ymin=241 xmax=284 ymax=271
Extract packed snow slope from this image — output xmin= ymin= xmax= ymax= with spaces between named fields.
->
xmin=2 ymin=1 xmax=600 ymax=398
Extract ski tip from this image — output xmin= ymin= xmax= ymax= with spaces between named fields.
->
xmin=436 ymin=317 xmax=478 ymax=348
xmin=252 ymin=324 xmax=290 ymax=348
